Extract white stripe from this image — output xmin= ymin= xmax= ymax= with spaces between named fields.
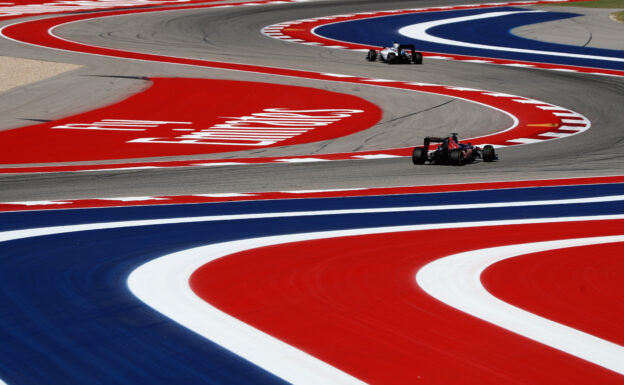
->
xmin=76 ymin=166 xmax=161 ymax=172
xmin=352 ymin=154 xmax=401 ymax=159
xmin=561 ymin=118 xmax=589 ymax=124
xmin=192 ymin=162 xmax=249 ymax=167
xmin=482 ymin=92 xmax=518 ymax=97
xmin=416 ymin=236 xmax=624 ymax=375
xmin=538 ymin=132 xmax=574 ymax=138
xmin=506 ymin=138 xmax=544 ymax=144
xmin=559 ymin=125 xmax=588 ymax=132
xmin=511 ymin=98 xmax=545 ymax=104
xmin=127 ymin=216 xmax=624 ymax=385
xmin=502 ymin=63 xmax=535 ymax=67
xmin=553 ymin=112 xmax=583 ymax=118
xmin=193 ymin=193 xmax=256 ymax=198
xmin=536 ymin=105 xmax=568 ymax=111
xmin=5 ymin=200 xmax=71 ymax=206
xmin=274 ymin=158 xmax=328 ymax=163
xmin=99 ymin=197 xmax=167 ymax=202
xmin=398 ymin=10 xmax=624 ymax=63
xmin=460 ymin=59 xmax=492 ymax=63
xmin=281 ymin=188 xmax=368 ymax=194
xmin=1 ymin=203 xmax=622 ymax=383
xmin=321 ymin=73 xmax=355 ymax=77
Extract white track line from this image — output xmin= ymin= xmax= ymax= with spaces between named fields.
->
xmin=416 ymin=236 xmax=624 ymax=375
xmin=2 ymin=205 xmax=623 ymax=383
xmin=398 ymin=10 xmax=624 ymax=63
xmin=128 ymin=215 xmax=624 ymax=384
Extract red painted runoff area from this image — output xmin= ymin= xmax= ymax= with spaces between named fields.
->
xmin=483 ymin=242 xmax=624 ymax=347
xmin=0 ymin=78 xmax=381 ymax=163
xmin=0 ymin=5 xmax=591 ymax=169
xmin=190 ymin=220 xmax=624 ymax=384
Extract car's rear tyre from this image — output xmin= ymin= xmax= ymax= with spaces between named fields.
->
xmin=366 ymin=49 xmax=377 ymax=62
xmin=483 ymin=145 xmax=496 ymax=162
xmin=412 ymin=147 xmax=427 ymax=165
xmin=387 ymin=53 xmax=397 ymax=64
xmin=412 ymin=52 xmax=423 ymax=64
xmin=449 ymin=149 xmax=465 ymax=166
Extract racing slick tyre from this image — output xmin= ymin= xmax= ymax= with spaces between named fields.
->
xmin=387 ymin=53 xmax=397 ymax=64
xmin=366 ymin=49 xmax=377 ymax=62
xmin=412 ymin=51 xmax=423 ymax=64
xmin=483 ymin=145 xmax=496 ymax=162
xmin=412 ymin=147 xmax=427 ymax=164
xmin=449 ymin=149 xmax=465 ymax=166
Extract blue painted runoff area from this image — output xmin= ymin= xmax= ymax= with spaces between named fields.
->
xmin=0 ymin=182 xmax=623 ymax=384
xmin=315 ymin=7 xmax=624 ymax=71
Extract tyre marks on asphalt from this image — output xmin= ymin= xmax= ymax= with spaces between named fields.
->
xmin=0 ymin=1 xmax=592 ymax=171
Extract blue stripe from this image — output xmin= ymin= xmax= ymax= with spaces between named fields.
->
xmin=2 ymin=182 xmax=623 ymax=231
xmin=315 ymin=7 xmax=624 ymax=71
xmin=0 ymin=183 xmax=623 ymax=384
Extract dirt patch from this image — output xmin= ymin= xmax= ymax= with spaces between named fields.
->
xmin=0 ymin=56 xmax=81 ymax=93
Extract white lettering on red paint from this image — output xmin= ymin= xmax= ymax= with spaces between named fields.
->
xmin=127 ymin=108 xmax=364 ymax=146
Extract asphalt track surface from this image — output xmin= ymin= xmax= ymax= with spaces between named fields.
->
xmin=0 ymin=0 xmax=622 ymax=200
xmin=1 ymin=1 xmax=624 ymax=384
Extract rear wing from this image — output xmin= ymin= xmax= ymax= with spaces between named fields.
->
xmin=423 ymin=135 xmax=459 ymax=150
xmin=398 ymin=44 xmax=416 ymax=53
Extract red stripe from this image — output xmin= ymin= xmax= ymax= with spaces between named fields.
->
xmin=190 ymin=220 xmax=624 ymax=384
xmin=1 ymin=175 xmax=623 ymax=212
xmin=0 ymin=3 xmax=589 ymax=171
xmin=272 ymin=2 xmax=624 ymax=78
xmin=483 ymin=241 xmax=624 ymax=346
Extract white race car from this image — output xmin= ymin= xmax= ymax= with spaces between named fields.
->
xmin=366 ymin=42 xmax=423 ymax=64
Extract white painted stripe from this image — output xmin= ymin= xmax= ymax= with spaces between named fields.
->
xmin=559 ymin=125 xmax=588 ymax=132
xmin=76 ymin=166 xmax=161 ymax=172
xmin=506 ymin=138 xmax=544 ymax=144
xmin=5 ymin=200 xmax=71 ymax=206
xmin=553 ymin=112 xmax=583 ymax=118
xmin=460 ymin=59 xmax=493 ymax=63
xmin=192 ymin=162 xmax=249 ymax=167
xmin=398 ymin=10 xmax=624 ymax=64
xmin=274 ymin=158 xmax=329 ymax=163
xmin=561 ymin=118 xmax=589 ymax=124
xmin=511 ymin=99 xmax=545 ymax=104
xmin=99 ymin=197 xmax=168 ymax=202
xmin=502 ymin=63 xmax=535 ymax=67
xmin=362 ymin=79 xmax=395 ymax=83
xmin=193 ymin=193 xmax=256 ymax=198
xmin=352 ymin=154 xmax=402 ymax=159
xmin=324 ymin=45 xmax=347 ymax=48
xmin=445 ymin=86 xmax=481 ymax=91
xmin=416 ymin=236 xmax=624 ymax=375
xmin=405 ymin=82 xmax=440 ymax=86
xmin=125 ymin=216 xmax=624 ymax=385
xmin=424 ymin=55 xmax=451 ymax=59
xmin=281 ymin=188 xmax=368 ymax=194
xmin=536 ymin=105 xmax=568 ymax=111
xmin=321 ymin=73 xmax=355 ymax=77
xmin=3 ymin=199 xmax=623 ymax=243
xmin=482 ymin=92 xmax=518 ymax=97
xmin=538 ymin=132 xmax=574 ymax=138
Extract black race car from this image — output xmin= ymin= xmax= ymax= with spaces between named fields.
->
xmin=412 ymin=134 xmax=497 ymax=165
xmin=366 ymin=42 xmax=423 ymax=64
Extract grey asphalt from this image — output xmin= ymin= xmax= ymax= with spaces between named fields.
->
xmin=0 ymin=0 xmax=622 ymax=201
